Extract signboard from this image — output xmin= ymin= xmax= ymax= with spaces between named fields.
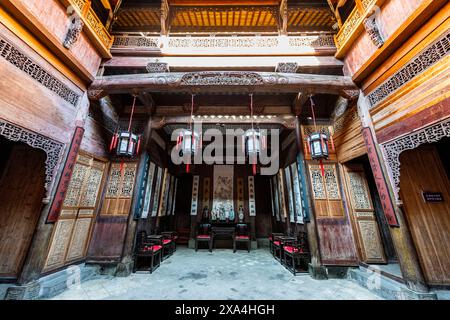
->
xmin=422 ymin=192 xmax=444 ymax=203
xmin=362 ymin=127 xmax=399 ymax=227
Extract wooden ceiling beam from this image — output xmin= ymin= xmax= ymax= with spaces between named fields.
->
xmin=292 ymin=91 xmax=310 ymax=116
xmin=88 ymin=71 xmax=356 ymax=98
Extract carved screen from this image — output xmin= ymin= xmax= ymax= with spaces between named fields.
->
xmin=308 ymin=163 xmax=344 ymax=218
xmin=101 ymin=162 xmax=138 ymax=216
xmin=44 ymin=154 xmax=106 ymax=271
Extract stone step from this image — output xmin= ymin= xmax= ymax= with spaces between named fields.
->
xmin=38 ymin=263 xmax=98 ymax=299
xmin=348 ymin=266 xmax=437 ymax=300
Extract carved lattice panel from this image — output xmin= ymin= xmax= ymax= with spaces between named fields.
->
xmin=121 ymin=164 xmax=137 ymax=197
xmin=106 ymin=166 xmax=121 ymax=197
xmin=358 ymin=219 xmax=385 ymax=262
xmin=347 ymin=171 xmax=372 ymax=210
xmin=79 ymin=165 xmax=104 ymax=207
xmin=65 ymin=218 xmax=92 ymax=262
xmin=63 ymin=163 xmax=89 ymax=207
xmin=44 ymin=219 xmax=75 ymax=270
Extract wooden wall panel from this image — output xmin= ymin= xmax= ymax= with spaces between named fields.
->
xmin=400 ymin=145 xmax=450 ymax=285
xmin=334 ymin=107 xmax=367 ymax=163
xmin=87 ymin=216 xmax=128 ymax=261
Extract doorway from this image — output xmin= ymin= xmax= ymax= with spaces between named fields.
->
xmin=399 ymin=139 xmax=450 ymax=286
xmin=0 ymin=137 xmax=46 ymax=280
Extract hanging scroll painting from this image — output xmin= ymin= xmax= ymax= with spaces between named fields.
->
xmin=290 ymin=162 xmax=304 ymax=224
xmin=277 ymin=170 xmax=287 ymax=222
xmin=272 ymin=175 xmax=281 ymax=221
xmin=167 ymin=175 xmax=175 ymax=216
xmin=151 ymin=167 xmax=163 ymax=217
xmin=248 ymin=176 xmax=256 ymax=216
xmin=212 ymin=165 xmax=234 ymax=220
xmin=159 ymin=169 xmax=171 ymax=216
xmin=202 ymin=177 xmax=211 ymax=212
xmin=269 ymin=179 xmax=276 ymax=217
xmin=171 ymin=179 xmax=178 ymax=215
xmin=141 ymin=162 xmax=156 ymax=219
xmin=284 ymin=166 xmax=295 ymax=223
xmin=191 ymin=175 xmax=200 ymax=216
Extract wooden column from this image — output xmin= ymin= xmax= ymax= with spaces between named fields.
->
xmin=294 ymin=116 xmax=327 ymax=279
xmin=358 ymin=94 xmax=429 ymax=293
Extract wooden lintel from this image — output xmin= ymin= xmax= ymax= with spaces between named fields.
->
xmin=89 ymin=71 xmax=357 ymax=96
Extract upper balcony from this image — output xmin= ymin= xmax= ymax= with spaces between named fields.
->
xmin=333 ymin=0 xmax=385 ymax=58
xmin=111 ymin=34 xmax=337 ymax=57
xmin=64 ymin=0 xmax=114 ymax=57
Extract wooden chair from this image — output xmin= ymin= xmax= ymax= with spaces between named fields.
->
xmin=269 ymin=232 xmax=284 ymax=256
xmin=282 ymin=232 xmax=311 ymax=275
xmin=161 ymin=231 xmax=177 ymax=257
xmin=195 ymin=223 xmax=213 ymax=252
xmin=133 ymin=231 xmax=162 ymax=274
xmin=233 ymin=223 xmax=251 ymax=253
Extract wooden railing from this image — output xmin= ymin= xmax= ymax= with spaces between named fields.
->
xmin=68 ymin=0 xmax=114 ymax=57
xmin=334 ymin=0 xmax=380 ymax=58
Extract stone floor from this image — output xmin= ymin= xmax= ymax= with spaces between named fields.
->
xmin=50 ymin=248 xmax=383 ymax=300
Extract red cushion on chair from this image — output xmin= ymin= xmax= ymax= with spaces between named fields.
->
xmin=235 ymin=235 xmax=250 ymax=240
xmin=268 ymin=236 xmax=273 ymax=241
xmin=284 ymin=246 xmax=304 ymax=254
xmin=273 ymin=241 xmax=280 ymax=246
xmin=143 ymin=245 xmax=162 ymax=252
xmin=197 ymin=235 xmax=211 ymax=239
xmin=163 ymin=239 xmax=172 ymax=245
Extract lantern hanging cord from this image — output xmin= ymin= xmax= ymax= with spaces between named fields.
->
xmin=310 ymin=95 xmax=317 ymax=132
xmin=128 ymin=95 xmax=137 ymax=132
xmin=190 ymin=93 xmax=195 ymax=131
xmin=250 ymin=93 xmax=254 ymax=132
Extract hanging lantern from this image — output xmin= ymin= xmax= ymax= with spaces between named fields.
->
xmin=178 ymin=129 xmax=201 ymax=157
xmin=177 ymin=94 xmax=202 ymax=173
xmin=110 ymin=94 xmax=141 ymax=158
xmin=308 ymin=132 xmax=329 ymax=160
xmin=245 ymin=129 xmax=261 ymax=157
xmin=117 ymin=131 xmax=140 ymax=157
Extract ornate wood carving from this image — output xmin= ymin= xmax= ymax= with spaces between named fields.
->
xmin=0 ymin=37 xmax=81 ymax=106
xmin=276 ymin=62 xmax=298 ymax=73
xmin=363 ymin=14 xmax=384 ymax=48
xmin=0 ymin=118 xmax=65 ymax=199
xmin=380 ymin=118 xmax=450 ymax=202
xmin=180 ymin=72 xmax=265 ymax=86
xmin=146 ymin=62 xmax=170 ymax=73
xmin=63 ymin=13 xmax=84 ymax=49
xmin=367 ymin=31 xmax=450 ymax=107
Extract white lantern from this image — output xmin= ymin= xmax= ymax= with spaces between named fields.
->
xmin=179 ymin=129 xmax=200 ymax=157
xmin=245 ymin=129 xmax=261 ymax=156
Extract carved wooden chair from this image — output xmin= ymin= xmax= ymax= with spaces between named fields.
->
xmin=133 ymin=231 xmax=163 ymax=274
xmin=269 ymin=232 xmax=284 ymax=256
xmin=233 ymin=223 xmax=251 ymax=253
xmin=161 ymin=231 xmax=177 ymax=257
xmin=282 ymin=232 xmax=311 ymax=275
xmin=195 ymin=223 xmax=213 ymax=252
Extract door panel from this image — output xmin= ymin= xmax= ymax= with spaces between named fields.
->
xmin=400 ymin=145 xmax=450 ymax=285
xmin=43 ymin=153 xmax=106 ymax=271
xmin=343 ymin=164 xmax=386 ymax=264
xmin=0 ymin=145 xmax=45 ymax=278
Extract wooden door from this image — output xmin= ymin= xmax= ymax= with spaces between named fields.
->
xmin=88 ymin=162 xmax=138 ymax=261
xmin=0 ymin=145 xmax=46 ymax=278
xmin=43 ymin=153 xmax=107 ymax=271
xmin=307 ymin=163 xmax=358 ymax=265
xmin=343 ymin=164 xmax=387 ymax=264
xmin=400 ymin=145 xmax=450 ymax=285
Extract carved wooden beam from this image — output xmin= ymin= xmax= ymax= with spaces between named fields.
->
xmin=279 ymin=0 xmax=288 ymax=35
xmin=150 ymin=114 xmax=297 ymax=129
xmin=89 ymin=71 xmax=357 ymax=98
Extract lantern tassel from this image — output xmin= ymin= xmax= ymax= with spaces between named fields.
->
xmin=136 ymin=136 xmax=141 ymax=155
xmin=120 ymin=161 xmax=125 ymax=175
xmin=253 ymin=163 xmax=257 ymax=176
xmin=109 ymin=134 xmax=116 ymax=152
xmin=186 ymin=163 xmax=190 ymax=173
xmin=320 ymin=159 xmax=325 ymax=177
xmin=306 ymin=139 xmax=311 ymax=154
